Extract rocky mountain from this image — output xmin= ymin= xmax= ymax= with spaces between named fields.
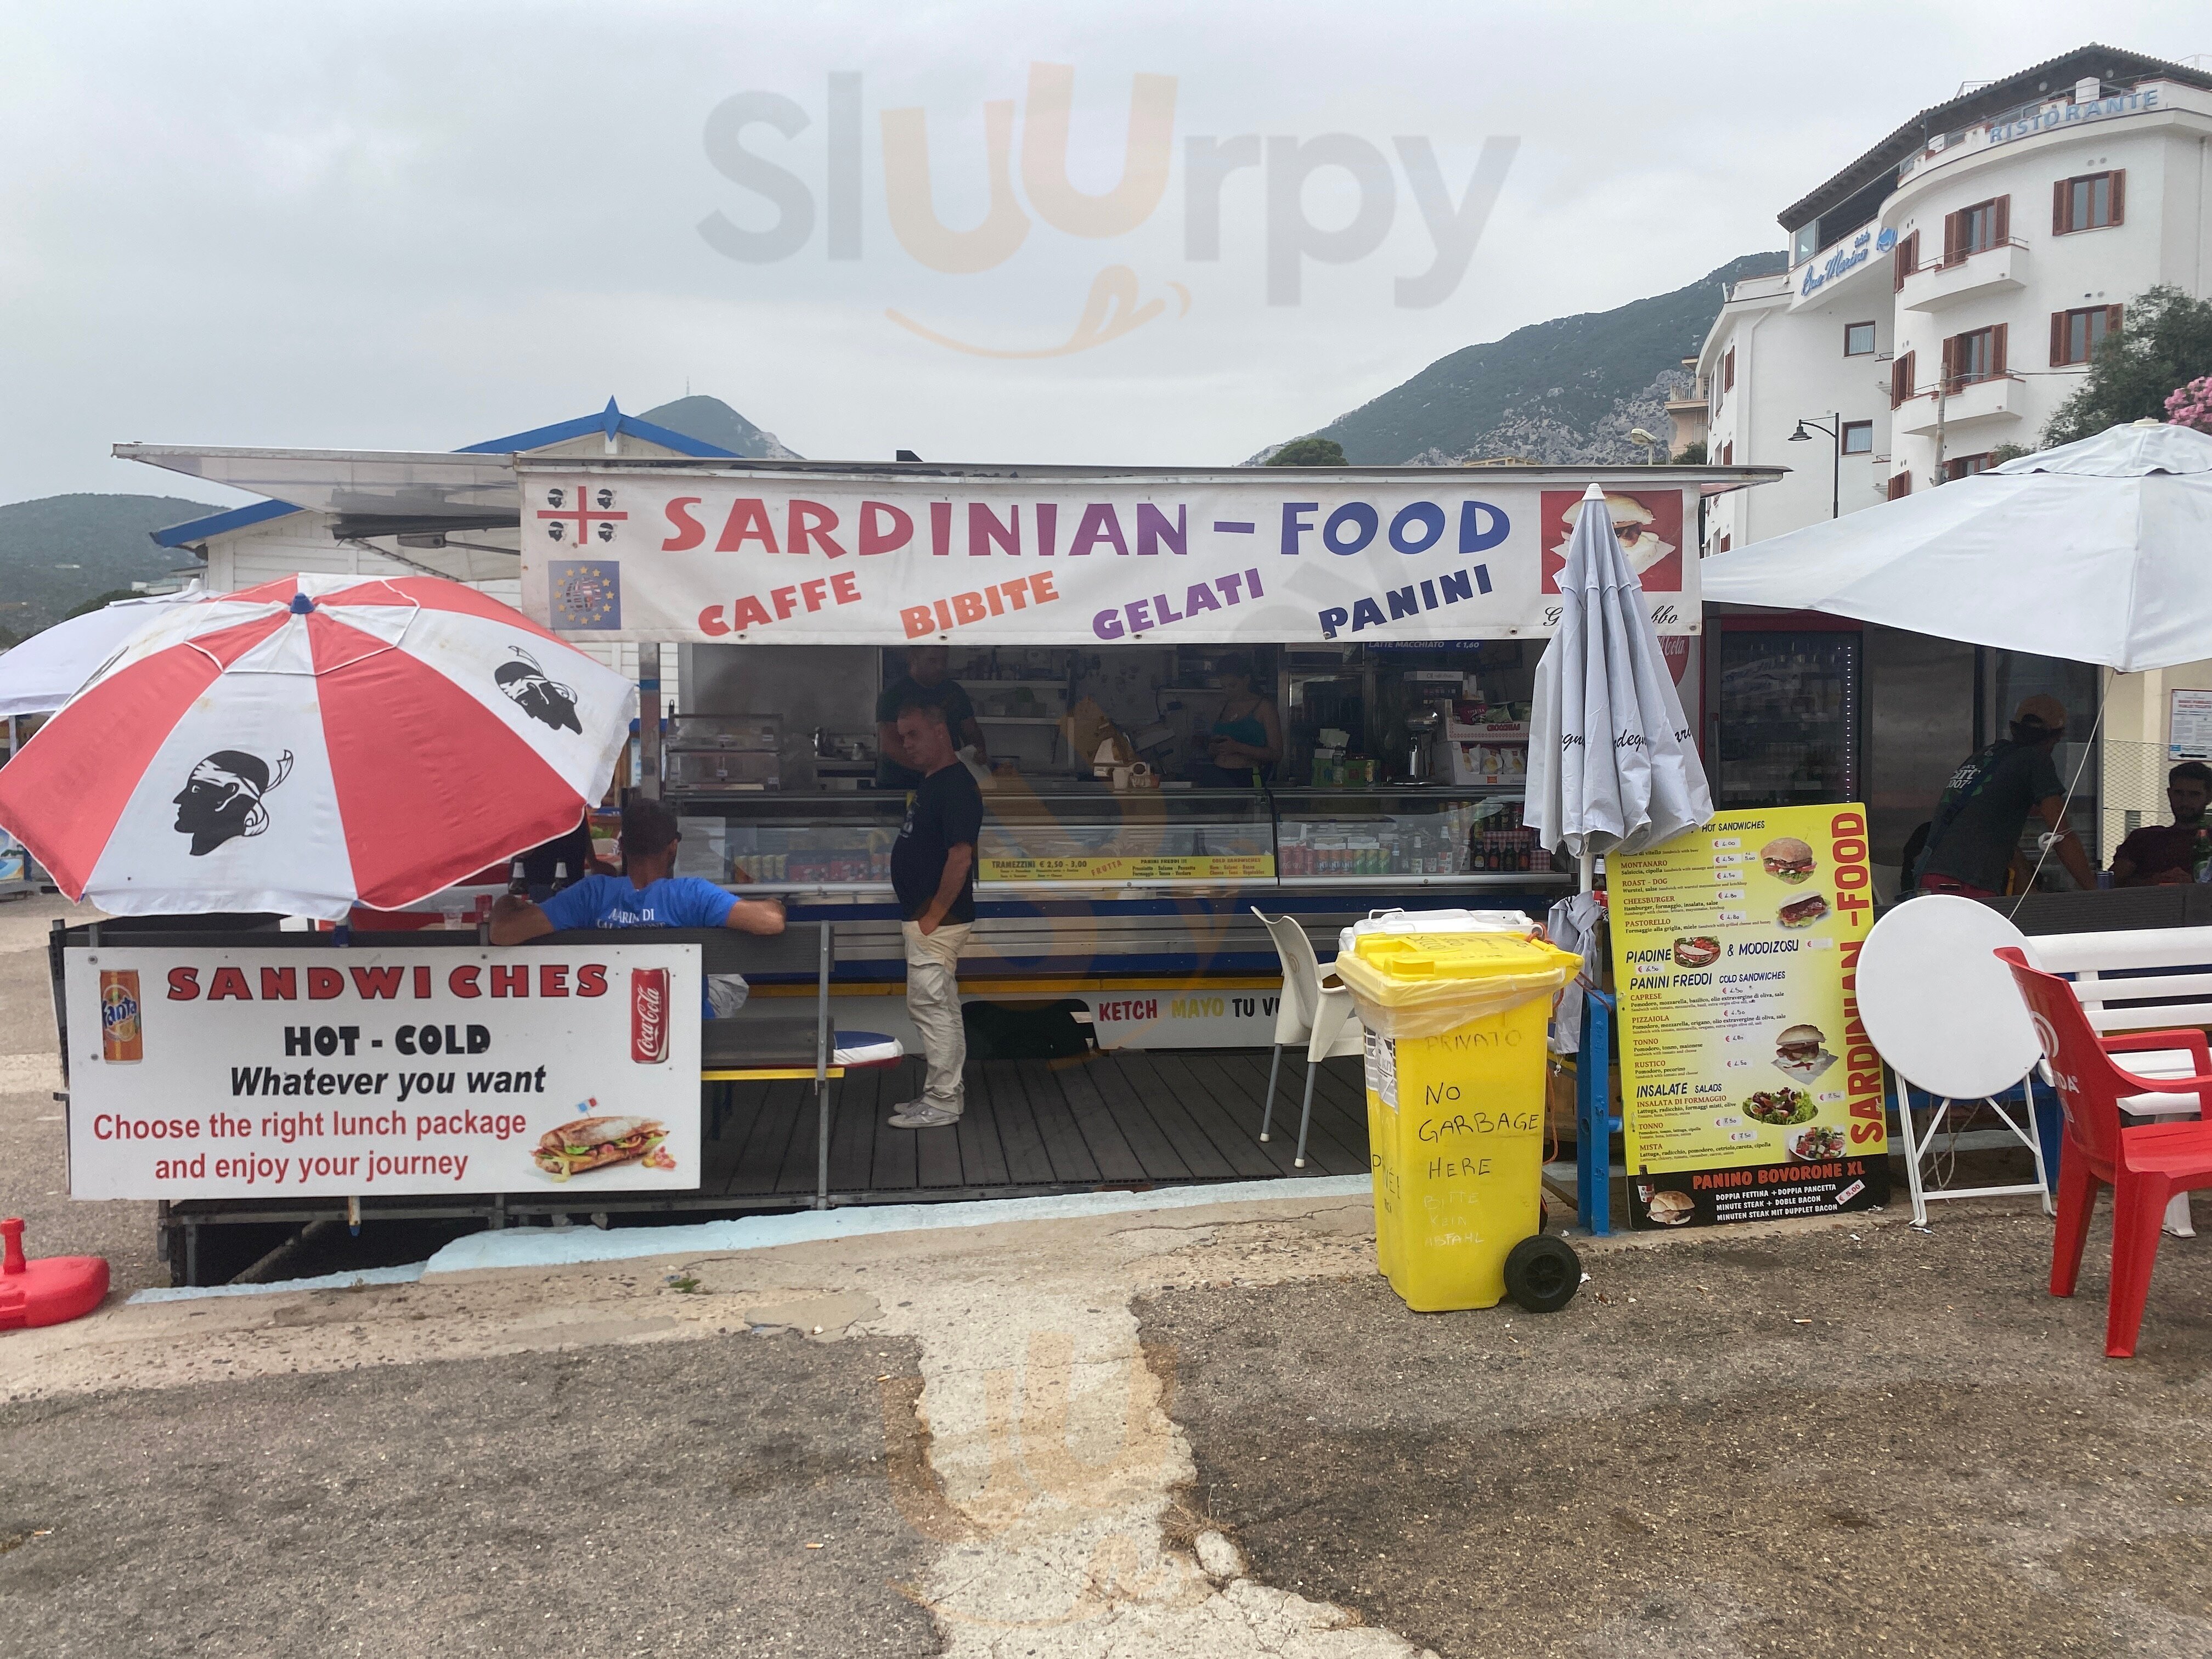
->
xmin=1268 ymin=252 xmax=1788 ymax=465
xmin=639 ymin=395 xmax=802 ymax=459
xmin=0 ymin=494 xmax=217 ymax=642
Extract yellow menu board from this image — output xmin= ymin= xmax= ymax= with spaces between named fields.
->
xmin=1609 ymin=803 xmax=1889 ymax=1229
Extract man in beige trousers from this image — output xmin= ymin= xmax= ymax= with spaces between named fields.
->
xmin=886 ymin=699 xmax=981 ymax=1129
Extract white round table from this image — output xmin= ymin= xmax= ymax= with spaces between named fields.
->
xmin=1858 ymin=895 xmax=2052 ymax=1225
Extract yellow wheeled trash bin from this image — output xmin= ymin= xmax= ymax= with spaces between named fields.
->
xmin=1336 ymin=930 xmax=1583 ymax=1314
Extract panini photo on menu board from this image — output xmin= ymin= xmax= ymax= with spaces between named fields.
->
xmin=1607 ymin=804 xmax=1890 ymax=1229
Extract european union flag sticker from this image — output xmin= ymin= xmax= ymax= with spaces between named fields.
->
xmin=549 ymin=561 xmax=621 ymax=630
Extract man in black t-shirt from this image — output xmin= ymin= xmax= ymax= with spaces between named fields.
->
xmin=1917 ymin=695 xmax=2096 ymax=898
xmin=876 ymin=645 xmax=988 ymax=790
xmin=886 ymin=698 xmax=984 ymax=1129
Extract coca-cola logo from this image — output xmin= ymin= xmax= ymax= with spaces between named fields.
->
xmin=631 ymin=967 xmax=670 ymax=1064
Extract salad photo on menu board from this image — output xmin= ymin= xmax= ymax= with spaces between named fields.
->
xmin=1608 ymin=803 xmax=1889 ymax=1228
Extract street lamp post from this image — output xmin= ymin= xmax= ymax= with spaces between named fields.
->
xmin=1788 ymin=413 xmax=1843 ymax=519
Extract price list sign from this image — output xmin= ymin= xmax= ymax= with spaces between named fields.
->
xmin=1609 ymin=804 xmax=1889 ymax=1229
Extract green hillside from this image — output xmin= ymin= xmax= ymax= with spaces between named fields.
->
xmin=639 ymin=395 xmax=802 ymax=459
xmin=0 ymin=494 xmax=216 ymax=642
xmin=1280 ymin=251 xmax=1787 ymax=465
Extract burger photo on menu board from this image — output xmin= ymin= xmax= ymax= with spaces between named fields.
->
xmin=1645 ymin=1189 xmax=1696 ymax=1226
xmin=1778 ymin=892 xmax=1831 ymax=929
xmin=533 ymin=1113 xmax=672 ymax=1182
xmin=1772 ymin=1022 xmax=1838 ymax=1085
xmin=1760 ymin=837 xmax=1816 ymax=883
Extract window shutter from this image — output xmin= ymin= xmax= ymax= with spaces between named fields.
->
xmin=1994 ymin=195 xmax=2010 ymax=246
xmin=2053 ymin=179 xmax=2068 ymax=235
xmin=1940 ymin=335 xmax=1956 ymax=391
xmin=1942 ymin=209 xmax=1961 ymax=266
xmin=1724 ymin=349 xmax=1735 ymax=392
xmin=2111 ymin=170 xmax=2125 ymax=226
xmin=1993 ymin=322 xmax=2008 ymax=376
xmin=1887 ymin=473 xmax=1911 ymax=501
xmin=2051 ymin=311 xmax=2067 ymax=366
xmin=2107 ymin=302 xmax=2125 ymax=339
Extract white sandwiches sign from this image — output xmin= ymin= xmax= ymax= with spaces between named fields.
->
xmin=66 ymin=944 xmax=701 ymax=1200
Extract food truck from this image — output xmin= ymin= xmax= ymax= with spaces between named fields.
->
xmin=517 ymin=456 xmax=1768 ymax=1054
xmin=69 ymin=428 xmax=1780 ymax=1281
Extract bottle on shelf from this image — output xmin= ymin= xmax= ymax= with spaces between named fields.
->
xmin=551 ymin=860 xmax=570 ymax=892
xmin=507 ymin=859 xmax=528 ymax=896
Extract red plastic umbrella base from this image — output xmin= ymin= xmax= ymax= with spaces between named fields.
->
xmin=0 ymin=1218 xmax=111 ymax=1330
xmin=0 ymin=1257 xmax=111 ymax=1330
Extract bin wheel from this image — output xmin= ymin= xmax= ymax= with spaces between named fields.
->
xmin=1504 ymin=1234 xmax=1582 ymax=1313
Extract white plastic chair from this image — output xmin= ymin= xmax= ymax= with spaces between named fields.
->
xmin=1252 ymin=909 xmax=1364 ymax=1167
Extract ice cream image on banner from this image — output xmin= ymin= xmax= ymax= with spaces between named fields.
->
xmin=172 ymin=749 xmax=294 ymax=855
xmin=495 ymin=650 xmax=581 ymax=734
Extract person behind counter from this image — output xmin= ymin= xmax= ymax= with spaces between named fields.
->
xmin=1196 ymin=654 xmax=1282 ymax=789
xmin=876 ymin=644 xmax=989 ymax=790
xmin=2111 ymin=760 xmax=2212 ymax=885
xmin=489 ymin=799 xmax=785 ymax=1017
xmin=1915 ymin=694 xmax=2097 ymax=899
xmin=885 ymin=697 xmax=982 ymax=1131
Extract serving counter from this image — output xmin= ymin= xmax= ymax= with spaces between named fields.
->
xmin=668 ymin=785 xmax=1566 ymax=1049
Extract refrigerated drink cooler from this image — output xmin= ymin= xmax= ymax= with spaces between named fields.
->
xmin=1710 ymin=625 xmax=1861 ymax=812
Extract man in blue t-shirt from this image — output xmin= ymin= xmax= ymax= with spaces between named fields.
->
xmin=490 ymin=799 xmax=785 ymax=1017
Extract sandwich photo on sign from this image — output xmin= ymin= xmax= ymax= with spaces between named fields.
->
xmin=1771 ymin=1022 xmax=1838 ymax=1085
xmin=533 ymin=1110 xmax=672 ymax=1182
xmin=1777 ymin=892 xmax=1831 ymax=929
xmin=1672 ymin=935 xmax=1720 ymax=969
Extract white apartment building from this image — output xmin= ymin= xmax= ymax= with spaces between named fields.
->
xmin=1700 ymin=44 xmax=2212 ymax=551
xmin=1692 ymin=47 xmax=2212 ymax=881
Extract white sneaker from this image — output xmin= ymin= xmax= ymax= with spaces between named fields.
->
xmin=888 ymin=1102 xmax=961 ymax=1129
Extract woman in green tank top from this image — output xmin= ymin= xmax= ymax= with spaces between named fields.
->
xmin=1198 ymin=654 xmax=1282 ymax=788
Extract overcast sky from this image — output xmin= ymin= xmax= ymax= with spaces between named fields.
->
xmin=4 ymin=2 xmax=2208 ymax=506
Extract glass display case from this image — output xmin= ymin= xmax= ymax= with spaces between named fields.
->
xmin=668 ymin=784 xmax=1553 ymax=894
xmin=1273 ymin=789 xmax=1539 ymax=883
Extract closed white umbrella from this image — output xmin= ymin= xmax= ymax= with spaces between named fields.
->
xmin=0 ymin=583 xmax=204 ymax=718
xmin=1700 ymin=421 xmax=2212 ymax=672
xmin=1527 ymin=483 xmax=1712 ymax=885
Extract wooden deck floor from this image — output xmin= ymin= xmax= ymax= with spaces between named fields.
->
xmin=701 ymin=1049 xmax=1372 ymax=1200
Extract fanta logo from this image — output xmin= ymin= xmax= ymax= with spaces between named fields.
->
xmin=698 ymin=65 xmax=1517 ymax=356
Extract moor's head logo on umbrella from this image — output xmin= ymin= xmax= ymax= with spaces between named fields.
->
xmin=172 ymin=749 xmax=294 ymax=856
xmin=495 ymin=649 xmax=581 ymax=735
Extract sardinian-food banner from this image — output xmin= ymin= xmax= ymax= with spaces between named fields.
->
xmin=516 ymin=467 xmax=1703 ymax=645
xmin=65 ymin=943 xmax=701 ymax=1199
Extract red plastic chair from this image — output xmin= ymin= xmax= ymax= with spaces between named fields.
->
xmin=1998 ymin=947 xmax=2212 ymax=1357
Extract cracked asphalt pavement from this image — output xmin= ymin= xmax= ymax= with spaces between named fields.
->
xmin=1140 ymin=1208 xmax=2212 ymax=1657
xmin=2 ymin=1328 xmax=940 ymax=1658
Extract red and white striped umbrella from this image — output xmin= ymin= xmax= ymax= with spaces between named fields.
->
xmin=0 ymin=574 xmax=633 ymax=919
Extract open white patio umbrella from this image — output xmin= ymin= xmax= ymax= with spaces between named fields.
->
xmin=0 ymin=583 xmax=204 ymax=718
xmin=1527 ymin=483 xmax=1713 ymax=885
xmin=0 ymin=573 xmax=632 ymax=919
xmin=1700 ymin=421 xmax=2212 ymax=672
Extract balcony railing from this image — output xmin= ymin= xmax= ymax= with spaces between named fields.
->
xmin=1897 ymin=238 xmax=2030 ymax=312
xmin=1892 ymin=373 xmax=2025 ymax=435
